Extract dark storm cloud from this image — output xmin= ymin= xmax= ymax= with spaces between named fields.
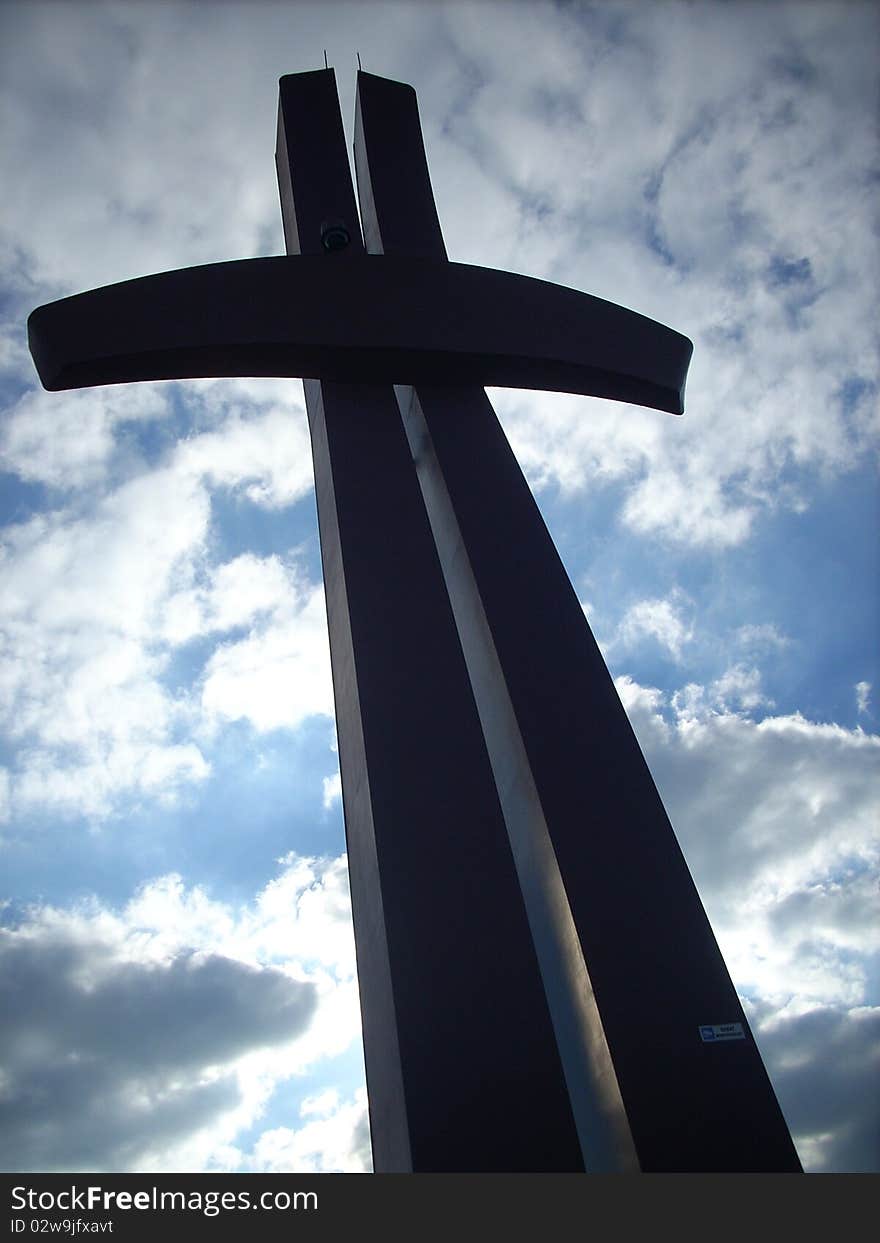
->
xmin=0 ymin=926 xmax=318 ymax=1170
xmin=758 ymin=1005 xmax=880 ymax=1173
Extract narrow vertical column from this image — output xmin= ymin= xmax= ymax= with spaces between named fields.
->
xmin=356 ymin=69 xmax=802 ymax=1172
xmin=278 ymin=70 xmax=583 ymax=1171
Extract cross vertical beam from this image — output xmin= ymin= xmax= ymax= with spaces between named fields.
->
xmin=355 ymin=69 xmax=802 ymax=1172
xmin=277 ymin=70 xmax=584 ymax=1172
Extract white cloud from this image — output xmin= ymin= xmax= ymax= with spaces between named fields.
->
xmin=735 ymin=623 xmax=790 ymax=653
xmin=470 ymin=5 xmax=880 ymax=548
xmin=620 ymin=677 xmax=880 ymax=994
xmin=0 ymin=4 xmax=285 ymax=294
xmin=0 ymin=468 xmax=212 ymax=819
xmin=7 ymin=1 xmax=875 ymax=562
xmin=239 ymin=1088 xmax=371 ymax=1174
xmin=199 ymin=582 xmax=333 ymax=734
xmin=13 ymin=737 xmax=209 ymax=822
xmin=1 ymin=467 xmax=210 ymax=641
xmin=7 ymin=1 xmax=874 ymax=558
xmin=252 ymin=853 xmax=357 ymax=977
xmin=322 ymin=772 xmax=342 ymax=811
xmin=174 ymin=399 xmax=314 ymax=511
xmin=613 ymin=590 xmax=694 ymax=660
xmin=668 ymin=664 xmax=772 ymax=720
xmin=856 ymin=681 xmax=871 ymax=716
xmin=621 ymin=461 xmax=758 ymax=547
xmin=161 ymin=552 xmax=305 ymax=645
xmin=613 ymin=672 xmax=880 ymax=1169
xmin=1 ymin=384 xmax=172 ymax=490
xmin=0 ymin=398 xmax=330 ymax=819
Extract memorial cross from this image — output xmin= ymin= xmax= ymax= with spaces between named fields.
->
xmin=28 ymin=68 xmax=801 ymax=1173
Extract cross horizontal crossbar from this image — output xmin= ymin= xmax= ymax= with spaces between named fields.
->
xmin=28 ymin=254 xmax=691 ymax=413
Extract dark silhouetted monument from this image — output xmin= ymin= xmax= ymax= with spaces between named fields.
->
xmin=28 ymin=68 xmax=801 ymax=1172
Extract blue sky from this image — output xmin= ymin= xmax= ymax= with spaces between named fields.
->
xmin=0 ymin=0 xmax=877 ymax=1173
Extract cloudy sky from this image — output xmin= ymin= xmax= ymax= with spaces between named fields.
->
xmin=0 ymin=0 xmax=877 ymax=1175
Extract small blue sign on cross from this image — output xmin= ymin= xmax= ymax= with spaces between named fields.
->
xmin=700 ymin=1023 xmax=746 ymax=1042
